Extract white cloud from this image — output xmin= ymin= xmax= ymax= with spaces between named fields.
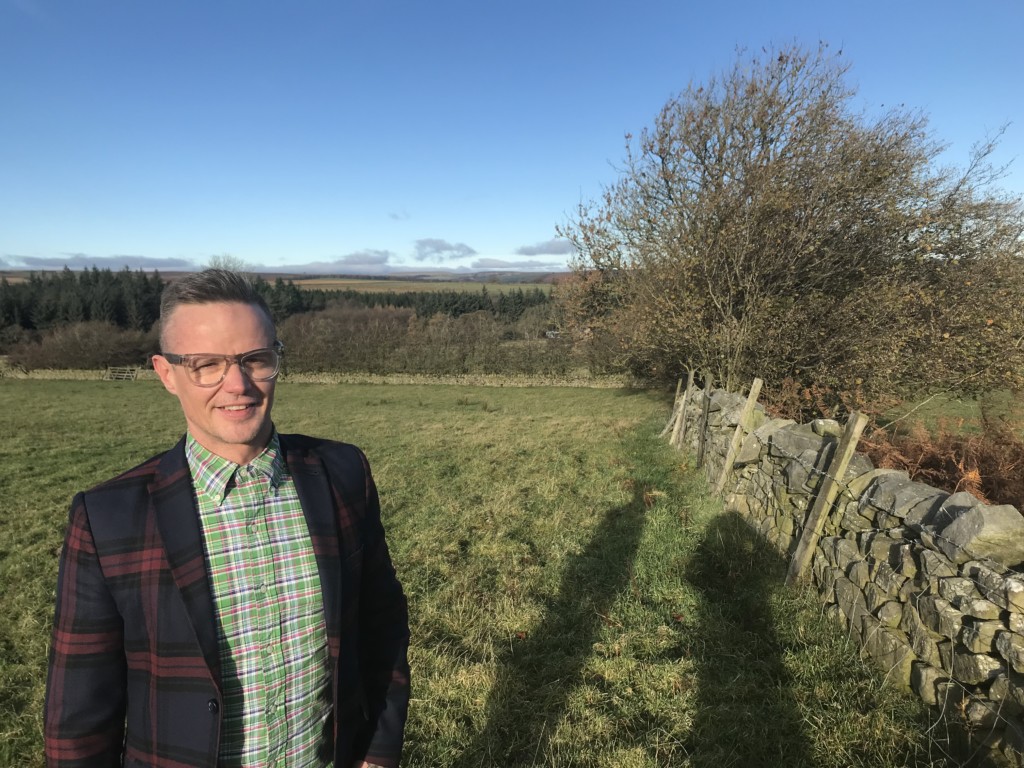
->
xmin=515 ymin=238 xmax=576 ymax=256
xmin=470 ymin=257 xmax=562 ymax=271
xmin=335 ymin=249 xmax=392 ymax=266
xmin=14 ymin=254 xmax=197 ymax=270
xmin=413 ymin=238 xmax=477 ymax=262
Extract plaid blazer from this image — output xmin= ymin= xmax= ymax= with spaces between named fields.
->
xmin=45 ymin=434 xmax=410 ymax=768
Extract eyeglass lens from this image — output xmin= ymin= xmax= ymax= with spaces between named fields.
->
xmin=187 ymin=349 xmax=279 ymax=386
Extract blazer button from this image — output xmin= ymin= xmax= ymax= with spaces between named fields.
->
xmin=208 ymin=699 xmax=220 ymax=713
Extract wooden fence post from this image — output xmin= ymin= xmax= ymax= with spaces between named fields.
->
xmin=714 ymin=378 xmax=763 ymax=495
xmin=659 ymin=377 xmax=684 ymax=438
xmin=785 ymin=411 xmax=870 ymax=586
xmin=670 ymin=370 xmax=695 ymax=449
xmin=696 ymin=377 xmax=713 ymax=467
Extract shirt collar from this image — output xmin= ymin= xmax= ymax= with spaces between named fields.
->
xmin=185 ymin=431 xmax=283 ymax=507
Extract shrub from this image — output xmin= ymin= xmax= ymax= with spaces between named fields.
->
xmin=7 ymin=322 xmax=157 ymax=371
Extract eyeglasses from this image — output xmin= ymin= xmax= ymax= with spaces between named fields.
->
xmin=160 ymin=342 xmax=284 ymax=387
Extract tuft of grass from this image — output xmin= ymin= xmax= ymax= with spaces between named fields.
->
xmin=1 ymin=380 xmax=965 ymax=767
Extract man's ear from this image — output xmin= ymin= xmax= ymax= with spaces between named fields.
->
xmin=152 ymin=355 xmax=179 ymax=395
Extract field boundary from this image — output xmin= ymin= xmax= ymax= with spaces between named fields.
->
xmin=0 ymin=365 xmax=644 ymax=389
xmin=665 ymin=377 xmax=1024 ymax=766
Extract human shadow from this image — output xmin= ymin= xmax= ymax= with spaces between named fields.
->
xmin=452 ymin=486 xmax=649 ymax=767
xmin=683 ymin=513 xmax=998 ymax=768
xmin=684 ymin=511 xmax=813 ymax=767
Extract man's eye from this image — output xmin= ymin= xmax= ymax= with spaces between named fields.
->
xmin=191 ymin=359 xmax=221 ymax=371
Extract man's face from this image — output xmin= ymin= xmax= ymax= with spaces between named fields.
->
xmin=153 ymin=301 xmax=277 ymax=465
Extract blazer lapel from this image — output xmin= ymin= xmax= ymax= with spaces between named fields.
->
xmin=283 ymin=436 xmax=343 ymax=659
xmin=150 ymin=437 xmax=222 ymax=683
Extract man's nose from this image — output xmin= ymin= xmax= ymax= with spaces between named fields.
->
xmin=221 ymin=361 xmax=253 ymax=391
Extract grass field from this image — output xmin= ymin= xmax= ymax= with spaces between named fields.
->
xmin=882 ymin=388 xmax=1024 ymax=434
xmin=1 ymin=380 xmax=964 ymax=766
xmin=291 ymin=277 xmax=553 ymax=294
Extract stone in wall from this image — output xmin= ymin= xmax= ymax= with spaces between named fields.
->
xmin=859 ymin=474 xmax=949 ymax=530
xmin=910 ymin=662 xmax=954 ymax=707
xmin=1000 ymin=721 xmax=1024 ymax=768
xmin=820 ymin=536 xmax=841 ymax=568
xmin=961 ymin=619 xmax=1004 ymax=654
xmin=813 ymin=551 xmax=838 ymax=599
xmin=811 ymin=418 xmax=844 ymax=437
xmin=876 ymin=600 xmax=903 ymax=628
xmin=905 ymin=490 xmax=977 ymax=531
xmin=990 ymin=672 xmax=1024 ymax=715
xmin=863 ymin=582 xmax=888 ymax=612
xmin=705 ymin=390 xmax=748 ymax=427
xmin=894 ymin=543 xmax=918 ymax=579
xmin=843 ymin=467 xmax=906 ymax=504
xmin=938 ymin=640 xmax=953 ymax=671
xmin=724 ymin=492 xmax=752 ymax=517
xmin=937 ymin=503 xmax=1024 ymax=567
xmin=872 ymin=560 xmax=908 ymax=599
xmin=833 ymin=537 xmax=861 ymax=571
xmin=963 ymin=697 xmax=1002 ymax=732
xmin=835 ymin=574 xmax=869 ymax=630
xmin=952 ymin=645 xmax=1003 ymax=684
xmin=938 ymin=576 xmax=982 ymax=604
xmin=997 ymin=631 xmax=1024 ymax=675
xmin=752 ymin=417 xmax=796 ymax=452
xmin=782 ymin=448 xmax=819 ymax=493
xmin=901 ymin=603 xmax=944 ymax=667
xmin=919 ymin=549 xmax=958 ymax=584
xmin=917 ymin=595 xmax=964 ymax=640
xmin=768 ymin=423 xmax=834 ymax=463
xmin=861 ymin=613 xmax=915 ymax=687
xmin=956 ymin=597 xmax=1001 ymax=621
xmin=840 ymin=500 xmax=874 ymax=533
xmin=1012 ymin=613 xmax=1024 ymax=635
xmin=963 ymin=561 xmax=1024 ymax=612
xmin=848 ymin=560 xmax=871 ymax=589
xmin=734 ymin=433 xmax=762 ymax=465
xmin=857 ymin=531 xmax=903 ymax=564
xmin=839 ymin=452 xmax=876 ymax=488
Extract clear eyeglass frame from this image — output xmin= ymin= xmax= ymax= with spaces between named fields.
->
xmin=160 ymin=341 xmax=284 ymax=387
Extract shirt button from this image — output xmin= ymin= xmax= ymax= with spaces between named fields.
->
xmin=208 ymin=698 xmax=219 ymax=713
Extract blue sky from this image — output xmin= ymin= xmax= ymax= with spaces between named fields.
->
xmin=1 ymin=0 xmax=1021 ymax=275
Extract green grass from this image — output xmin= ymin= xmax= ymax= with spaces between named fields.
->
xmin=883 ymin=388 xmax=1024 ymax=435
xmin=1 ymin=380 xmax=962 ymax=766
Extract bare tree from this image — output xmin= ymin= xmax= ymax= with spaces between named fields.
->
xmin=558 ymin=43 xmax=1024 ymax=407
xmin=204 ymin=253 xmax=256 ymax=274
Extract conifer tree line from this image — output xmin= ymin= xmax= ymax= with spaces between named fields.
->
xmin=0 ymin=268 xmax=560 ymax=374
xmin=0 ymin=268 xmax=549 ymax=334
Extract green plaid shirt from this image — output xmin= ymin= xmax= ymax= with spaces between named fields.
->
xmin=187 ymin=432 xmax=332 ymax=768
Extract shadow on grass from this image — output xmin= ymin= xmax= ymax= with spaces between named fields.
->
xmin=684 ymin=511 xmax=812 ymax=767
xmin=452 ymin=486 xmax=649 ymax=767
xmin=684 ymin=513 xmax=998 ymax=768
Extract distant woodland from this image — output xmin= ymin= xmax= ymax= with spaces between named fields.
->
xmin=0 ymin=268 xmax=566 ymax=376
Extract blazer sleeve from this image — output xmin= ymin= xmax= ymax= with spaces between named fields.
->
xmin=45 ymin=493 xmax=127 ymax=768
xmin=353 ymin=450 xmax=411 ymax=768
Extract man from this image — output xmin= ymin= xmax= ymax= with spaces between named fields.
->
xmin=45 ymin=269 xmax=409 ymax=768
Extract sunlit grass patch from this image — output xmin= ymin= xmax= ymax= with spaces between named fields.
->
xmin=1 ymin=380 xmax=961 ymax=767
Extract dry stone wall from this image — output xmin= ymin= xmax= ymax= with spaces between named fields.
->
xmin=672 ymin=386 xmax=1024 ymax=765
